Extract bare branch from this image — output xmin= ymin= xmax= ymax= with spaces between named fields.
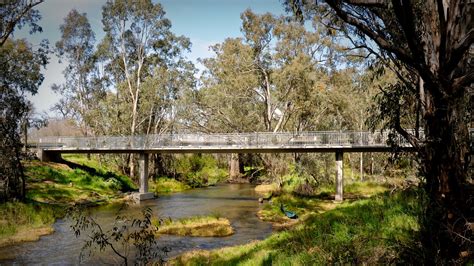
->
xmin=325 ymin=0 xmax=413 ymax=63
xmin=343 ymin=0 xmax=387 ymax=7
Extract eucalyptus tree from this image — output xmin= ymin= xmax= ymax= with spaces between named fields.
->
xmin=52 ymin=9 xmax=100 ymax=138
xmin=0 ymin=0 xmax=43 ymax=46
xmin=185 ymin=10 xmax=366 ymax=180
xmin=182 ymin=38 xmax=262 ymax=179
xmin=0 ymin=0 xmax=48 ymax=201
xmin=99 ymin=0 xmax=193 ymax=177
xmin=286 ymin=0 xmax=473 ymax=262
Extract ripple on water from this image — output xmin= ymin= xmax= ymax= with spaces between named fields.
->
xmin=0 ymin=184 xmax=273 ymax=264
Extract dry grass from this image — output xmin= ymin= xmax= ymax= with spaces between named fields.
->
xmin=0 ymin=226 xmax=54 ymax=248
xmin=254 ymin=183 xmax=279 ymax=194
xmin=155 ymin=216 xmax=234 ymax=237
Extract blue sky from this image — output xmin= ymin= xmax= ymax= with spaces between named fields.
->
xmin=17 ymin=0 xmax=285 ymax=114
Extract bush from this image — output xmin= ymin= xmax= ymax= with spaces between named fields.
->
xmin=174 ymin=154 xmax=227 ymax=187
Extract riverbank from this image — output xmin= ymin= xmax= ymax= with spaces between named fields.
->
xmin=27 ymin=155 xmax=136 ymax=205
xmin=255 ymin=181 xmax=389 ymax=228
xmin=0 ymin=156 xmax=137 ymax=248
xmin=0 ymin=183 xmax=272 ymax=264
xmin=172 ymin=187 xmax=423 ymax=265
xmin=0 ymin=201 xmax=60 ymax=248
xmin=155 ymin=215 xmax=234 ymax=237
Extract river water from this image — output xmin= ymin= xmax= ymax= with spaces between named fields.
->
xmin=0 ymin=184 xmax=273 ymax=264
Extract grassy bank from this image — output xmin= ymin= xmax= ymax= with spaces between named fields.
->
xmin=155 ymin=215 xmax=234 ymax=237
xmin=256 ymin=181 xmax=389 ymax=226
xmin=151 ymin=177 xmax=191 ymax=194
xmin=25 ymin=158 xmax=136 ymax=205
xmin=0 ymin=202 xmax=62 ymax=247
xmin=173 ymin=188 xmax=423 ymax=265
xmin=0 ymin=156 xmax=137 ymax=248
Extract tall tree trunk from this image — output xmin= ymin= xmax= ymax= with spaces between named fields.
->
xmin=370 ymin=153 xmax=374 ymax=176
xmin=348 ymin=153 xmax=354 ymax=180
xmin=152 ymin=154 xmax=169 ymax=177
xmin=129 ymin=154 xmax=135 ymax=180
xmin=420 ymin=87 xmax=472 ymax=262
xmin=359 ymin=152 xmax=363 ymax=181
xmin=23 ymin=120 xmax=27 ymax=153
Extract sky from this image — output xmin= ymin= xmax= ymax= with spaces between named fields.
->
xmin=16 ymin=0 xmax=285 ymax=114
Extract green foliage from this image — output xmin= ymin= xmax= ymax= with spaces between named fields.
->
xmin=52 ymin=8 xmax=101 ymax=126
xmin=174 ymin=154 xmax=227 ymax=188
xmin=279 ymin=163 xmax=316 ymax=195
xmin=0 ymin=36 xmax=49 ymax=201
xmin=174 ymin=189 xmax=423 ymax=265
xmin=0 ymin=0 xmax=43 ymax=46
xmin=70 ymin=206 xmax=167 ymax=265
xmin=0 ymin=202 xmax=58 ymax=239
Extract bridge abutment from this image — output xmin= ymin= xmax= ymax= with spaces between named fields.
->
xmin=335 ymin=150 xmax=344 ymax=201
xmin=136 ymin=153 xmax=154 ymax=201
xmin=37 ymin=149 xmax=62 ymax=162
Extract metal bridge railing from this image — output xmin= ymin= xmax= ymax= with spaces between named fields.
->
xmin=30 ymin=130 xmax=422 ymax=150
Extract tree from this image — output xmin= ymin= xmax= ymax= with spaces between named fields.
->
xmin=286 ymin=0 xmax=473 ymax=263
xmin=52 ymin=9 xmax=101 ymax=139
xmin=183 ymin=9 xmax=365 ymax=181
xmin=100 ymin=0 xmax=192 ymax=178
xmin=0 ymin=38 xmax=48 ymax=201
xmin=0 ymin=0 xmax=43 ymax=46
xmin=0 ymin=0 xmax=47 ymax=202
xmin=185 ymin=38 xmax=262 ymax=179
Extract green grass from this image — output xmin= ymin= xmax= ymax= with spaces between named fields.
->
xmin=0 ymin=156 xmax=137 ymax=248
xmin=173 ymin=188 xmax=423 ymax=265
xmin=256 ymin=181 xmax=389 ymax=224
xmin=154 ymin=215 xmax=234 ymax=237
xmin=151 ymin=177 xmax=191 ymax=194
xmin=258 ymin=193 xmax=332 ymax=224
xmin=62 ymin=154 xmax=136 ymax=191
xmin=0 ymin=201 xmax=61 ymax=247
xmin=24 ymin=159 xmax=136 ymax=205
xmin=315 ymin=181 xmax=389 ymax=197
xmin=62 ymin=154 xmax=110 ymax=172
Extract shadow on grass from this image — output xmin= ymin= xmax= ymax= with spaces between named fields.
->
xmin=58 ymin=158 xmax=136 ymax=192
xmin=27 ymin=185 xmax=75 ymax=202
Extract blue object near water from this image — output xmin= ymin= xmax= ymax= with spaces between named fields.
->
xmin=280 ymin=203 xmax=298 ymax=219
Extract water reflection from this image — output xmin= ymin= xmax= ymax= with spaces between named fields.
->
xmin=0 ymin=184 xmax=273 ymax=264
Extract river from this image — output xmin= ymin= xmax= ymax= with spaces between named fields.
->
xmin=0 ymin=184 xmax=273 ymax=264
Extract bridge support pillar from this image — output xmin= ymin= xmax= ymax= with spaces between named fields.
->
xmin=335 ymin=150 xmax=344 ymax=202
xmin=137 ymin=153 xmax=154 ymax=201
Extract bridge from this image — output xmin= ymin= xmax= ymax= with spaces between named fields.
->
xmin=31 ymin=129 xmax=473 ymax=201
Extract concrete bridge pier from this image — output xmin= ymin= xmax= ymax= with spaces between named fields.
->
xmin=136 ymin=153 xmax=154 ymax=201
xmin=335 ymin=150 xmax=344 ymax=202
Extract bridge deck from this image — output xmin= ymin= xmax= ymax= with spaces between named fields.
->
xmin=31 ymin=131 xmax=418 ymax=154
